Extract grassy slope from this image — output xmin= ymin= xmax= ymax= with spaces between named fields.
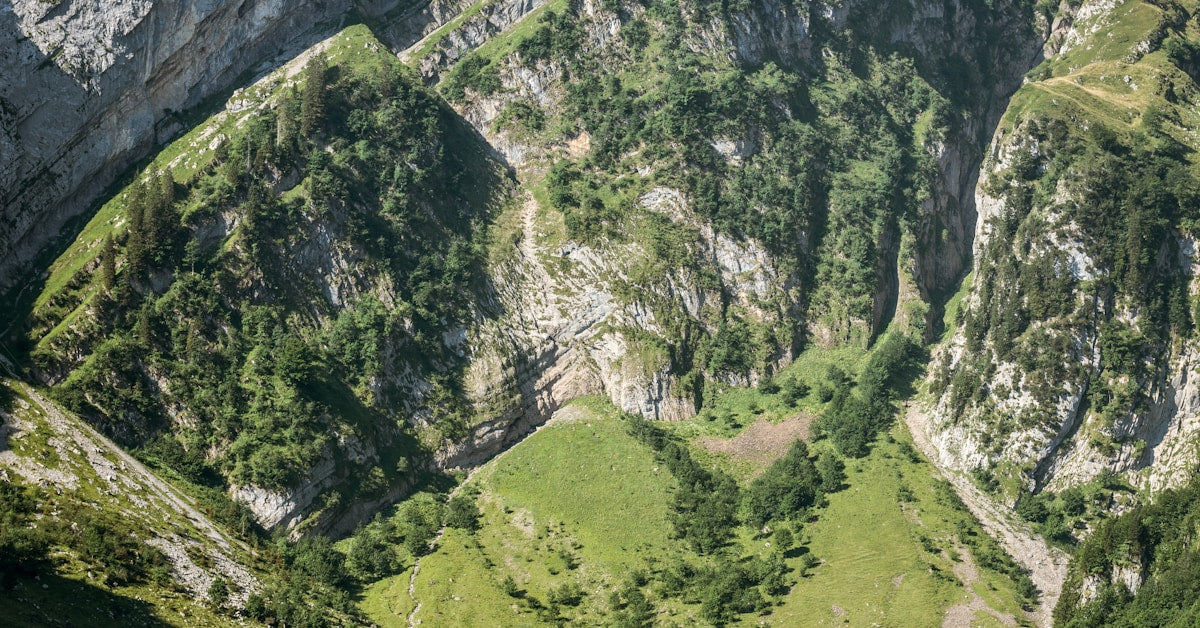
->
xmin=1007 ymin=0 xmax=1200 ymax=152
xmin=770 ymin=429 xmax=1028 ymax=626
xmin=30 ymin=24 xmax=391 ymax=350
xmin=366 ymin=396 xmax=677 ymax=625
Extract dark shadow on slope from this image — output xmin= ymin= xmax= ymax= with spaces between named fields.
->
xmin=0 ymin=572 xmax=169 ymax=628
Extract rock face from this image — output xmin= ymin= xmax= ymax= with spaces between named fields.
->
xmin=926 ymin=0 xmax=1200 ymax=498
xmin=0 ymin=380 xmax=259 ymax=603
xmin=424 ymin=0 xmax=1047 ymax=471
xmin=0 ymin=0 xmax=354 ymax=293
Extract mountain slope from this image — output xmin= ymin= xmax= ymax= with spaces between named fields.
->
xmin=13 ymin=0 xmax=1200 ymax=624
xmin=12 ymin=0 xmax=1060 ymax=539
xmin=0 ymin=375 xmax=256 ymax=625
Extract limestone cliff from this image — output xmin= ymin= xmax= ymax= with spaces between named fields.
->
xmin=0 ymin=0 xmax=360 ymax=296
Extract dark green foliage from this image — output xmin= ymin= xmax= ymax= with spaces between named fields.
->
xmin=1055 ymin=477 xmax=1200 ymax=626
xmin=546 ymin=159 xmax=625 ymax=243
xmin=817 ymin=333 xmax=918 ymax=457
xmin=207 ymin=577 xmax=230 ymax=608
xmin=622 ymin=18 xmax=650 ymax=54
xmin=300 ymin=54 xmax=327 ymax=138
xmin=516 ymin=10 xmax=584 ymax=62
xmin=137 ymin=432 xmax=221 ymax=487
xmin=1060 ymin=487 xmax=1086 ymax=517
xmin=254 ymin=571 xmax=360 ymax=628
xmin=1165 ymin=37 xmax=1200 ymax=82
xmin=442 ymin=54 xmax=502 ymax=102
xmin=704 ymin=317 xmax=756 ymax=377
xmin=397 ymin=493 xmax=445 ymax=557
xmin=445 ymin=493 xmax=482 ymax=530
xmin=816 ymin=450 xmax=847 ymax=492
xmin=121 ymin=170 xmax=178 ymax=284
xmin=609 ymin=578 xmax=655 ymax=626
xmin=99 ymin=234 xmax=115 ymax=291
xmin=626 ymin=415 xmax=739 ymax=553
xmin=780 ymin=376 xmax=811 ymax=406
xmin=745 ymin=440 xmax=824 ymax=527
xmin=0 ymin=478 xmax=170 ymax=590
xmin=656 ymin=555 xmax=785 ymax=622
xmin=495 ymin=99 xmax=545 ymax=134
xmin=287 ymin=536 xmax=348 ymax=588
xmin=547 ymin=581 xmax=584 ymax=607
xmin=1014 ymin=492 xmax=1051 ymax=524
xmin=41 ymin=50 xmax=503 ymax=496
xmin=697 ymin=561 xmax=770 ymax=624
xmin=773 ymin=526 xmax=794 ymax=552
xmin=347 ymin=522 xmax=399 ymax=581
xmin=0 ymin=481 xmax=49 ymax=589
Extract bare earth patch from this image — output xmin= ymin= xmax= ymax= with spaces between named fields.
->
xmin=698 ymin=414 xmax=816 ymax=471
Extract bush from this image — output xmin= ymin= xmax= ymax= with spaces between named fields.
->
xmin=781 ymin=377 xmax=811 ymax=406
xmin=347 ymin=524 xmax=397 ymax=581
xmin=287 ymin=537 xmax=347 ymax=588
xmin=444 ymin=494 xmax=482 ymax=531
xmin=208 ymin=577 xmax=230 ymax=608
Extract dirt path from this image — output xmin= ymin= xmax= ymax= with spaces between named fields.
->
xmin=943 ymin=539 xmax=1018 ymax=627
xmin=904 ymin=403 xmax=1069 ymax=628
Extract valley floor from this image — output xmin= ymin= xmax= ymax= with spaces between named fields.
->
xmin=363 ymin=396 xmax=1038 ymax=626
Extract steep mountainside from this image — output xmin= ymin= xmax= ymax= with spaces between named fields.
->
xmin=0 ymin=376 xmax=259 ymax=625
xmin=22 ymin=26 xmax=511 ymax=534
xmin=0 ymin=0 xmax=348 ymax=294
xmin=12 ymin=0 xmax=1200 ymax=623
xmin=9 ymin=0 xmax=1057 ymax=537
xmin=925 ymin=0 xmax=1200 ymax=505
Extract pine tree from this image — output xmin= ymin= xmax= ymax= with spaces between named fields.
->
xmin=150 ymin=170 xmax=177 ymax=265
xmin=125 ymin=179 xmax=148 ymax=281
xmin=137 ymin=305 xmax=153 ymax=348
xmin=300 ymin=55 xmax=327 ymax=139
xmin=276 ymin=88 xmax=298 ymax=157
xmin=99 ymin=234 xmax=116 ymax=291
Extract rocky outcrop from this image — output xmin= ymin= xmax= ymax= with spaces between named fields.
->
xmin=0 ymin=380 xmax=259 ymax=603
xmin=0 ymin=0 xmax=357 ymax=295
xmin=391 ymin=0 xmax=1050 ymax=471
xmin=442 ymin=188 xmax=793 ymax=468
xmin=6 ymin=0 xmax=1072 ymax=539
xmin=405 ymin=0 xmax=550 ymax=82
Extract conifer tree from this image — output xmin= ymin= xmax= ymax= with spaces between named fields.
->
xmin=150 ymin=170 xmax=177 ymax=264
xmin=300 ymin=55 xmax=327 ymax=139
xmin=125 ymin=179 xmax=148 ymax=281
xmin=99 ymin=234 xmax=115 ymax=291
xmin=276 ymin=88 xmax=298 ymax=157
xmin=137 ymin=305 xmax=153 ymax=348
